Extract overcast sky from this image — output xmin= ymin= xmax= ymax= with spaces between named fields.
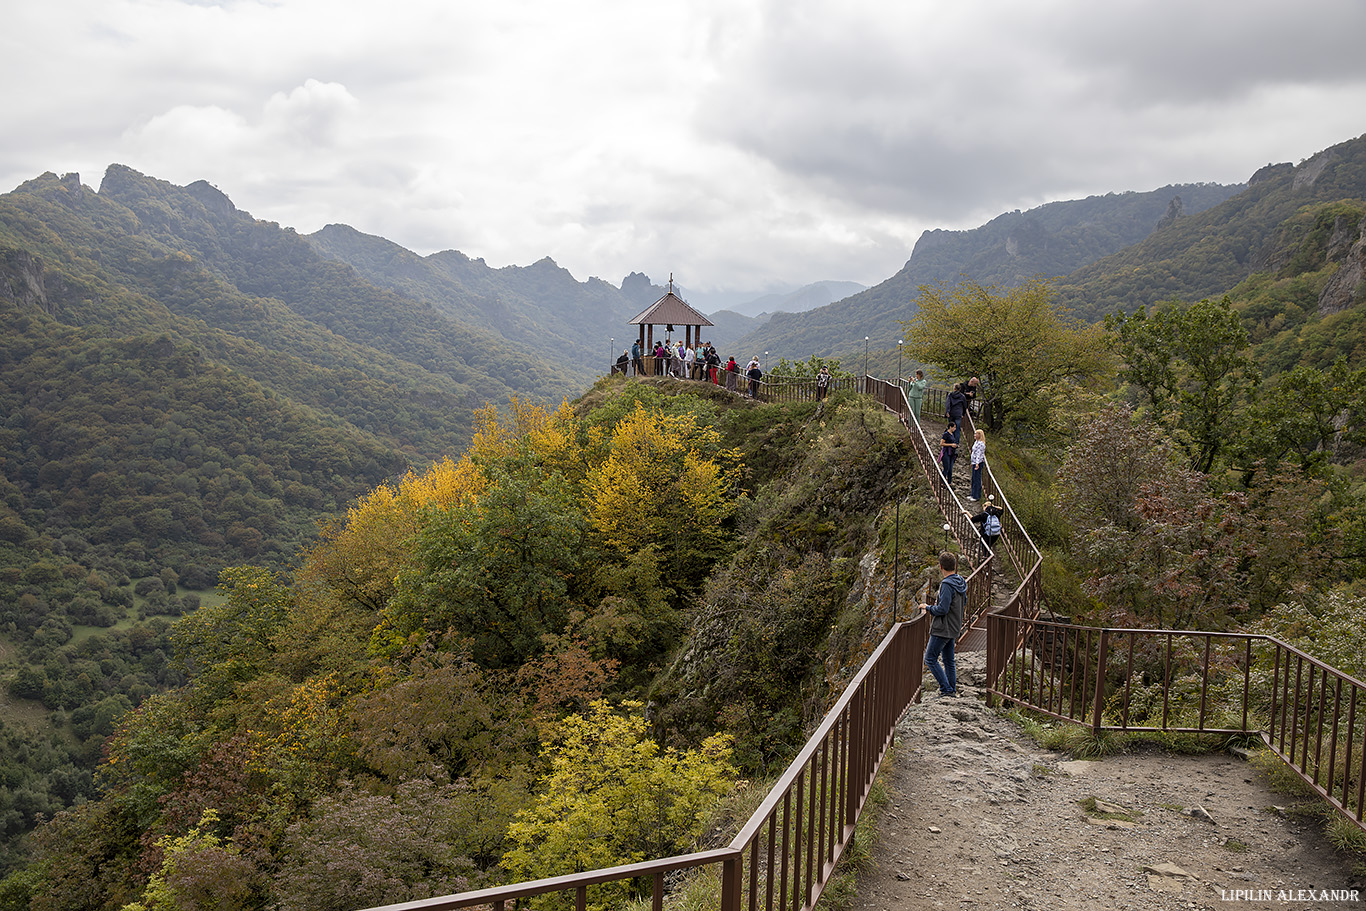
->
xmin=5 ymin=0 xmax=1366 ymax=299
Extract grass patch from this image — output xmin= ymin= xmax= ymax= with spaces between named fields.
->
xmin=1222 ymin=838 xmax=1250 ymax=853
xmin=1248 ymin=745 xmax=1366 ymax=871
xmin=1079 ymin=795 xmax=1143 ymax=823
xmin=1002 ymin=708 xmax=1129 ymax=759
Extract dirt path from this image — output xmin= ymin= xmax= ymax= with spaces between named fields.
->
xmin=850 ymin=651 xmax=1365 ymax=911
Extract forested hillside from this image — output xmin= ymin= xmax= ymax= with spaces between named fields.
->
xmin=307 ymin=225 xmax=641 ymax=381
xmin=0 ymin=381 xmax=923 ymax=909
xmin=0 ymin=166 xmax=579 ymax=873
xmin=1053 ymin=133 xmax=1366 ymax=322
xmin=732 ymin=181 xmax=1240 ymax=372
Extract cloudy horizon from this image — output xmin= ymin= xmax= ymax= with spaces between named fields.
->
xmin=4 ymin=0 xmax=1365 ymax=300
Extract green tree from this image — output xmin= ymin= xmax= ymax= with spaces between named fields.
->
xmin=1109 ymin=296 xmax=1259 ymax=473
xmin=119 ymin=810 xmax=261 ymax=911
xmin=900 ymin=278 xmax=1110 ymax=432
xmin=170 ymin=566 xmax=292 ymax=704
xmin=384 ymin=463 xmax=586 ymax=668
xmin=1241 ymin=358 xmax=1366 ymax=476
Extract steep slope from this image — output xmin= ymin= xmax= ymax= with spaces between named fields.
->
xmin=1053 ymin=132 xmax=1366 ymax=322
xmin=731 ymin=182 xmax=1240 ymax=370
xmin=308 ymin=224 xmax=639 ymax=380
xmin=0 ymin=167 xmax=589 ymax=867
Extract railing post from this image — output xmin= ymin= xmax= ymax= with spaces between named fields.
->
xmin=1092 ymin=629 xmax=1109 ymax=734
xmin=720 ymin=850 xmax=743 ymax=911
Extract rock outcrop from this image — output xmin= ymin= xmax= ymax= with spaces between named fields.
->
xmin=1318 ymin=214 xmax=1366 ymax=317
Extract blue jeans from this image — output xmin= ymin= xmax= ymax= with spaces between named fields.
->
xmin=971 ymin=464 xmax=982 ymax=500
xmin=925 ymin=634 xmax=957 ymax=695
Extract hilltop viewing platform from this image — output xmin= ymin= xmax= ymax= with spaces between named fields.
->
xmin=853 ymin=650 xmax=1362 ymax=911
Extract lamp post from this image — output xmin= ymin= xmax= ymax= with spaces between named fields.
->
xmin=610 ymin=337 xmax=614 ymax=375
xmin=893 ymin=494 xmax=901 ymax=624
xmin=897 ymin=339 xmax=904 ymax=403
xmin=863 ymin=336 xmax=869 ymax=379
xmin=942 ymin=522 xmax=952 ymax=553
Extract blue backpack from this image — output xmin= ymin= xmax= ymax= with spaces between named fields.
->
xmin=984 ymin=513 xmax=1001 ymax=536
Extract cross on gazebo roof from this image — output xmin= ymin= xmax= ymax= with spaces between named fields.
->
xmin=628 ymin=275 xmax=714 ymax=330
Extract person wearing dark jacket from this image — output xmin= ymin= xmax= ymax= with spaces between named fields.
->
xmin=939 ymin=423 xmax=958 ymax=482
xmin=945 ymin=383 xmax=968 ymax=444
xmin=922 ymin=551 xmax=966 ymax=696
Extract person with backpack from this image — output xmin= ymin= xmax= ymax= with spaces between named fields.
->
xmin=921 ymin=551 xmax=966 ymax=697
xmin=970 ymin=497 xmax=1004 ymax=552
xmin=631 ymin=340 xmax=644 ymax=376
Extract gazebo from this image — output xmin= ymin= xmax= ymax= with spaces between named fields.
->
xmin=628 ymin=277 xmax=714 ymax=376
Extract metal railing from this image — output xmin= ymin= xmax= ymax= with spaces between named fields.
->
xmin=987 ymin=618 xmax=1366 ymax=832
xmin=364 ymin=615 xmax=929 ymax=911
xmin=609 ymin=360 xmax=860 ymax=404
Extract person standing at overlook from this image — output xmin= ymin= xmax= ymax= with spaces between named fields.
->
xmin=962 ymin=376 xmax=979 ymax=415
xmin=922 ymin=551 xmax=966 ymax=697
xmin=906 ymin=369 xmax=927 ymax=420
xmin=816 ymin=364 xmax=831 ymax=401
xmin=631 ymin=340 xmax=643 ymax=376
xmin=746 ymin=357 xmax=762 ymax=398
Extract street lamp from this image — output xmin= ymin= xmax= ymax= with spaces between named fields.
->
xmin=863 ymin=336 xmax=869 ymax=379
xmin=610 ymin=337 xmax=614 ymax=374
xmin=942 ymin=522 xmax=952 ymax=553
xmin=893 ymin=494 xmax=901 ymax=624
xmin=897 ymin=339 xmax=904 ymax=401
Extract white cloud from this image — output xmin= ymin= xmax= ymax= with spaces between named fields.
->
xmin=3 ymin=0 xmax=1366 ymax=294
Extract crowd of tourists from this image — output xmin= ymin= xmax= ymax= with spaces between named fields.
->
xmin=613 ymin=340 xmax=835 ymax=402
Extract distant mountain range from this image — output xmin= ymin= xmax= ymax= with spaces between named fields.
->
xmin=730 ymin=182 xmax=1244 ymax=369
xmin=732 ymin=132 xmax=1366 ymax=376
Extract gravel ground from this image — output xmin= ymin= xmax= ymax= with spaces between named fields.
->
xmin=849 ymin=651 xmax=1366 ymax=911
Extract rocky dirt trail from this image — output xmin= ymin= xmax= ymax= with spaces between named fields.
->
xmin=850 ymin=651 xmax=1365 ymax=911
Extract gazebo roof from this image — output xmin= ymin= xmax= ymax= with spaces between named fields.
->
xmin=628 ymin=290 xmax=714 ymax=328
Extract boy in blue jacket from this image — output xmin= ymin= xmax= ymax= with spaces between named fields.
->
xmin=922 ymin=552 xmax=967 ymax=696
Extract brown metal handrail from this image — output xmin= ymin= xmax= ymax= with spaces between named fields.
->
xmin=987 ymin=618 xmax=1366 ymax=831
xmin=362 ymin=614 xmax=930 ymax=911
xmin=862 ymin=376 xmax=1047 ymax=645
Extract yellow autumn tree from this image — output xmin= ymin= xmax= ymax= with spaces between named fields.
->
xmin=502 ymin=701 xmax=733 ymax=910
xmin=585 ymin=404 xmax=740 ymax=584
